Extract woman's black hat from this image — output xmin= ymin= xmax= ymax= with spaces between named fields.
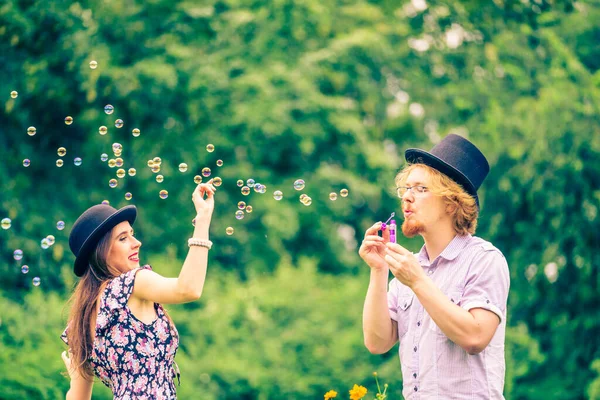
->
xmin=405 ymin=134 xmax=490 ymax=207
xmin=69 ymin=204 xmax=137 ymax=276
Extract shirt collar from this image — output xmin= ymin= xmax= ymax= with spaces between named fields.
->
xmin=417 ymin=234 xmax=472 ymax=264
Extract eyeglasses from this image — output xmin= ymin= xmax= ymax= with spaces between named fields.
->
xmin=396 ymin=185 xmax=428 ymax=198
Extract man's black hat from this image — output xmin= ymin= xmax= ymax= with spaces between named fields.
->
xmin=405 ymin=134 xmax=490 ymax=207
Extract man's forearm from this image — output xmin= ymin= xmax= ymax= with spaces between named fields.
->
xmin=363 ymin=268 xmax=397 ymax=354
xmin=411 ymin=277 xmax=482 ymax=353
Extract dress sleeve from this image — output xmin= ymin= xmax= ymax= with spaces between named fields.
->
xmin=96 ymin=265 xmax=152 ymax=331
xmin=60 ymin=326 xmax=69 ymax=345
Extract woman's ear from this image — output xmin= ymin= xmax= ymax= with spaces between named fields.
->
xmin=446 ymin=202 xmax=457 ymax=214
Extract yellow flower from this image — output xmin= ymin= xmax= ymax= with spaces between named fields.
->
xmin=349 ymin=384 xmax=368 ymax=400
xmin=324 ymin=390 xmax=338 ymax=400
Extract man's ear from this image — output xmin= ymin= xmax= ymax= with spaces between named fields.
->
xmin=446 ymin=203 xmax=457 ymax=214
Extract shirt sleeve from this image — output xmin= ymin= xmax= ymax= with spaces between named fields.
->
xmin=460 ymin=247 xmax=510 ymax=324
xmin=388 ymin=278 xmax=399 ymax=321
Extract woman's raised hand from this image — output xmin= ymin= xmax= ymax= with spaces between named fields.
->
xmin=192 ymin=180 xmax=216 ymax=221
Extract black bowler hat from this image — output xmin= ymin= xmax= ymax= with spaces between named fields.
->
xmin=405 ymin=134 xmax=490 ymax=207
xmin=69 ymin=204 xmax=137 ymax=276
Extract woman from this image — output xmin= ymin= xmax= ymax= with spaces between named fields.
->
xmin=61 ymin=181 xmax=216 ymax=399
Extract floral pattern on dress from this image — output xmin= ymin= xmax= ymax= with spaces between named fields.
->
xmin=61 ymin=265 xmax=179 ymax=399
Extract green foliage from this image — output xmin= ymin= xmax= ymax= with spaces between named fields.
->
xmin=1 ymin=0 xmax=599 ymax=398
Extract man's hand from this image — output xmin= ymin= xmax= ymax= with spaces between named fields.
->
xmin=384 ymin=242 xmax=426 ymax=288
xmin=359 ymin=222 xmax=390 ymax=271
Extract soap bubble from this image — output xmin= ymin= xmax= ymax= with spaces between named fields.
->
xmin=302 ymin=196 xmax=313 ymax=206
xmin=32 ymin=277 xmax=41 ymax=286
xmin=235 ymin=210 xmax=244 ymax=220
xmin=206 ymin=144 xmax=215 ymax=152
xmin=299 ymin=194 xmax=308 ymax=201
xmin=147 ymin=160 xmax=154 ymax=168
xmin=194 ymin=175 xmax=202 ymax=184
xmin=13 ymin=249 xmax=23 ymax=261
xmin=41 ymin=238 xmax=49 ymax=249
xmin=99 ymin=126 xmax=108 ymax=135
xmin=23 ymin=159 xmax=30 ymax=167
xmin=245 ymin=205 xmax=253 ymax=213
xmin=1 ymin=218 xmax=11 ymax=229
xmin=112 ymin=143 xmax=122 ymax=153
xmin=108 ymin=159 xmax=116 ymax=168
xmin=125 ymin=192 xmax=132 ymax=201
xmin=179 ymin=163 xmax=188 ymax=173
xmin=153 ymin=157 xmax=162 ymax=165
xmin=89 ymin=60 xmax=98 ymax=69
xmin=159 ymin=190 xmax=168 ymax=199
xmin=56 ymin=159 xmax=64 ymax=167
xmin=104 ymin=104 xmax=114 ymax=115
xmin=238 ymin=201 xmax=246 ymax=210
xmin=115 ymin=119 xmax=124 ymax=128
xmin=57 ymin=147 xmax=67 ymax=157
xmin=10 ymin=90 xmax=18 ymax=98
xmin=115 ymin=158 xmax=123 ymax=167
xmin=27 ymin=126 xmax=36 ymax=136
xmin=257 ymin=184 xmax=266 ymax=194
xmin=216 ymin=160 xmax=223 ymax=167
xmin=74 ymin=157 xmax=82 ymax=166
xmin=293 ymin=179 xmax=305 ymax=190
xmin=156 ymin=175 xmax=164 ymax=183
xmin=213 ymin=177 xmax=222 ymax=187
xmin=21 ymin=265 xmax=29 ymax=274
xmin=132 ymin=128 xmax=140 ymax=137
xmin=101 ymin=153 xmax=108 ymax=162
xmin=226 ymin=227 xmax=234 ymax=235
xmin=273 ymin=190 xmax=283 ymax=201
xmin=128 ymin=168 xmax=136 ymax=176
xmin=202 ymin=168 xmax=211 ymax=177
xmin=57 ymin=221 xmax=65 ymax=230
xmin=46 ymin=235 xmax=55 ymax=246
xmin=329 ymin=192 xmax=337 ymax=201
xmin=237 ymin=179 xmax=244 ymax=187
xmin=101 ymin=200 xmax=110 ymax=205
xmin=116 ymin=169 xmax=126 ymax=178
xmin=247 ymin=179 xmax=255 ymax=188
xmin=340 ymin=188 xmax=349 ymax=197
xmin=64 ymin=116 xmax=73 ymax=125
xmin=151 ymin=165 xmax=160 ymax=173
xmin=241 ymin=186 xmax=250 ymax=196
xmin=109 ymin=179 xmax=118 ymax=188
xmin=253 ymin=184 xmax=262 ymax=193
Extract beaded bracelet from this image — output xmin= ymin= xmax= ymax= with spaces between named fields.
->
xmin=188 ymin=238 xmax=213 ymax=249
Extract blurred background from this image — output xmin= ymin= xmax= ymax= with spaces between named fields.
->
xmin=1 ymin=0 xmax=599 ymax=399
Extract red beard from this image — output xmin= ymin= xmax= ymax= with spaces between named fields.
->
xmin=402 ymin=217 xmax=424 ymax=238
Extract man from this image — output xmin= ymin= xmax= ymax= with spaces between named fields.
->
xmin=359 ymin=134 xmax=510 ymax=399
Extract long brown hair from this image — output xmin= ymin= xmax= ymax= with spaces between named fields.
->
xmin=65 ymin=230 xmax=117 ymax=381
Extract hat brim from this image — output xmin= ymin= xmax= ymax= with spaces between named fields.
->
xmin=74 ymin=205 xmax=137 ymax=276
xmin=405 ymin=148 xmax=479 ymax=206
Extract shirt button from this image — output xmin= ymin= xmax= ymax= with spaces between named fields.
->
xmin=414 ymin=346 xmax=417 ymax=352
xmin=404 ymin=302 xmax=408 ymax=308
xmin=417 ymin=321 xmax=421 ymax=326
xmin=413 ymin=373 xmax=417 ymax=378
xmin=414 ymin=386 xmax=418 ymax=391
xmin=428 ymin=269 xmax=433 ymax=275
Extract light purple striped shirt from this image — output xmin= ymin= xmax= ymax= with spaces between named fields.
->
xmin=388 ymin=234 xmax=510 ymax=399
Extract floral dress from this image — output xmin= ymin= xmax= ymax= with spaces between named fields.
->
xmin=61 ymin=265 xmax=180 ymax=399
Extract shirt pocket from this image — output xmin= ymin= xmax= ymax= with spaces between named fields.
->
xmin=396 ymin=293 xmax=415 ymax=339
xmin=428 ymin=288 xmax=463 ymax=336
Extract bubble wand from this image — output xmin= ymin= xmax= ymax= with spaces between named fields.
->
xmin=380 ymin=212 xmax=397 ymax=244
xmin=380 ymin=212 xmax=395 ymax=231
